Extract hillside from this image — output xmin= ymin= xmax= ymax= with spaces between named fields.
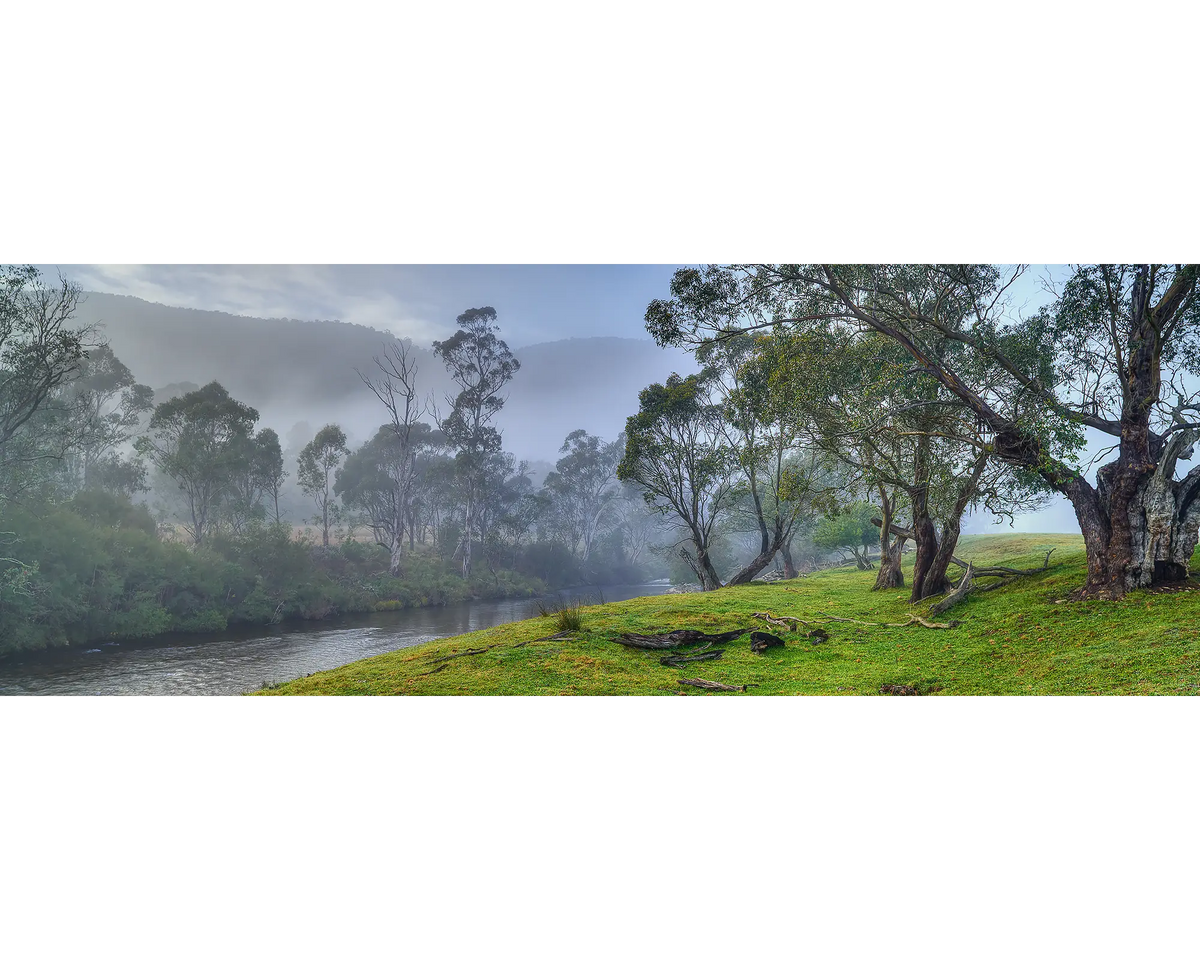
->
xmin=257 ymin=534 xmax=1200 ymax=695
xmin=70 ymin=292 xmax=697 ymax=460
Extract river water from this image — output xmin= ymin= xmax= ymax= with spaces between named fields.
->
xmin=0 ymin=583 xmax=674 ymax=696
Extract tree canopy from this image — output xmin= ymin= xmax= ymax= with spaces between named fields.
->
xmin=135 ymin=381 xmax=260 ymax=546
xmin=646 ymin=263 xmax=1200 ymax=598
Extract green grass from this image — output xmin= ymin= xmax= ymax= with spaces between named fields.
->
xmin=256 ymin=533 xmax=1200 ymax=696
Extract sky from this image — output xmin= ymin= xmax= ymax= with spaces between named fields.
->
xmin=48 ymin=262 xmax=1095 ymax=534
xmin=52 ymin=264 xmax=683 ymax=348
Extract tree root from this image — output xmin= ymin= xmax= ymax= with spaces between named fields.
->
xmin=931 ymin=549 xmax=1057 ymax=612
xmin=751 ymin=612 xmax=808 ymax=632
xmin=765 ymin=605 xmax=960 ymax=629
xmin=428 ymin=644 xmax=499 ymax=664
xmin=929 ymin=563 xmax=974 ymax=615
xmin=512 ymin=631 xmax=572 ymax=648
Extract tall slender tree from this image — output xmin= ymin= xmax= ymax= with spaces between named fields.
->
xmin=357 ymin=340 xmax=427 ymax=573
xmin=297 ymin=424 xmax=349 ymax=547
xmin=432 ymin=307 xmax=520 ymax=577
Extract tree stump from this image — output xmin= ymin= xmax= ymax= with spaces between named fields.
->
xmin=749 ymin=631 xmax=785 ymax=653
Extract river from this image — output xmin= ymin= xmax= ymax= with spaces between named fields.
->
xmin=0 ymin=583 xmax=675 ymax=696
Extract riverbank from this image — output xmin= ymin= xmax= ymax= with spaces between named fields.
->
xmin=257 ymin=533 xmax=1200 ymax=695
xmin=4 ymin=496 xmax=650 ymax=657
xmin=0 ymin=583 xmax=674 ymax=695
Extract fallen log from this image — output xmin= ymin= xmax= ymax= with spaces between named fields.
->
xmin=929 ymin=563 xmax=974 ymax=615
xmin=609 ymin=629 xmax=745 ymax=650
xmin=679 ymin=678 xmax=747 ymax=693
xmin=948 ymin=548 xmax=1056 ymax=577
xmin=751 ymin=612 xmax=807 ymax=632
xmin=873 ymin=521 xmax=1057 ymax=579
xmin=659 ymin=650 xmax=725 ymax=667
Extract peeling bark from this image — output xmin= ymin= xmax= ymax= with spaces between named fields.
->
xmin=872 ymin=487 xmax=906 ymax=591
xmin=1123 ymin=429 xmax=1200 ymax=589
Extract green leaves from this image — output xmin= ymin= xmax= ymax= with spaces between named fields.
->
xmin=136 ymin=381 xmax=262 ymax=545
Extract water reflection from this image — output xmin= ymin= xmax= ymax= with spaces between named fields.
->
xmin=0 ymin=583 xmax=672 ymax=696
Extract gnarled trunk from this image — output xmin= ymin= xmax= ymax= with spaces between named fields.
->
xmin=680 ymin=544 xmax=723 ymax=591
xmin=1131 ymin=436 xmax=1200 ymax=586
xmin=872 ymin=486 xmax=905 ymax=591
xmin=909 ymin=483 xmax=951 ymax=601
xmin=1067 ymin=430 xmax=1200 ymax=596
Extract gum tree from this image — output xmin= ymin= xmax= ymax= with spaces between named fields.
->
xmin=135 ymin=381 xmax=259 ymax=546
xmin=649 ymin=264 xmax=1199 ymax=599
xmin=297 ymin=424 xmax=349 ymax=547
xmin=433 ymin=307 xmax=520 ymax=578
xmin=618 ymin=372 xmax=735 ymax=590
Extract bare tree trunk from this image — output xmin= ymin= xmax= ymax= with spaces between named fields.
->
xmin=910 ymin=447 xmax=987 ymax=601
xmin=874 ymin=536 xmax=905 ymax=589
xmin=680 ymin=542 xmax=723 ymax=591
xmin=462 ymin=494 xmax=474 ymax=579
xmin=727 ymin=513 xmax=794 ymax=586
xmin=389 ymin=527 xmax=403 ymax=576
xmin=872 ymin=486 xmax=905 ymax=590
xmin=781 ymin=535 xmax=797 ymax=579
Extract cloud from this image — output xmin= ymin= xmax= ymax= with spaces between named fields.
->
xmin=64 ymin=264 xmax=453 ymax=344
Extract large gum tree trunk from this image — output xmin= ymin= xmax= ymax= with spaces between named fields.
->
xmin=696 ymin=548 xmax=723 ymax=590
xmin=1087 ymin=430 xmax=1200 ymax=594
xmin=909 ymin=447 xmax=987 ymax=602
xmin=908 ymin=483 xmax=952 ymax=601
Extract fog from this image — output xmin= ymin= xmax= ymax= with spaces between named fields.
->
xmin=60 ymin=268 xmax=1091 ymax=536
xmin=67 ymin=289 xmax=699 ymax=465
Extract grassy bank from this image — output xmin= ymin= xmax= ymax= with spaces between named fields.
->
xmin=258 ymin=533 xmax=1200 ymax=695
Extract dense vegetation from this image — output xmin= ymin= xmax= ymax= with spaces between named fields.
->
xmin=259 ymin=534 xmax=1200 ymax=696
xmin=0 ymin=274 xmax=666 ymax=655
xmin=0 ymin=495 xmax=550 ymax=654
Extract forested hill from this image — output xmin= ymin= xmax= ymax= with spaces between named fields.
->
xmin=69 ymin=292 xmax=696 ymax=460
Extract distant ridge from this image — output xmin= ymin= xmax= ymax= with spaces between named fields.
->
xmin=70 ymin=291 xmax=697 ymax=460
